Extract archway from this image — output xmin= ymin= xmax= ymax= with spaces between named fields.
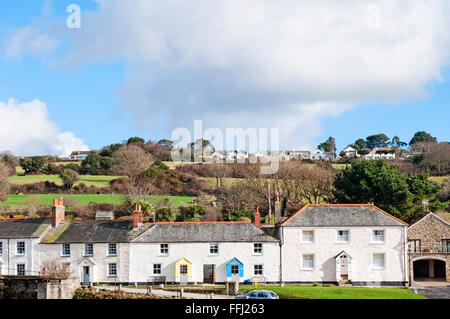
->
xmin=413 ymin=259 xmax=446 ymax=281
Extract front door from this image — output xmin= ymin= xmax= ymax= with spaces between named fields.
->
xmin=340 ymin=255 xmax=348 ymax=279
xmin=180 ymin=265 xmax=188 ymax=284
xmin=231 ymin=265 xmax=240 ymax=282
xmin=83 ymin=266 xmax=90 ymax=284
xmin=203 ymin=264 xmax=216 ymax=284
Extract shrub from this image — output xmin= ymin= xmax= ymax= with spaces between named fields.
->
xmin=312 ymin=282 xmax=321 ymax=287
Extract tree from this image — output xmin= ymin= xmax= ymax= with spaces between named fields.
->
xmin=409 ymin=131 xmax=437 ymax=146
xmin=99 ymin=143 xmax=123 ymax=157
xmin=0 ymin=162 xmax=10 ymax=201
xmin=81 ymin=153 xmax=111 ymax=175
xmin=42 ymin=259 xmax=70 ymax=279
xmin=365 ymin=134 xmax=390 ymax=149
xmin=60 ymin=169 xmax=79 ymax=189
xmin=333 ymin=160 xmax=441 ymax=223
xmin=352 ymin=139 xmax=367 ymax=150
xmin=126 ymin=137 xmax=146 ymax=146
xmin=318 ymin=137 xmax=336 ymax=155
xmin=111 ymin=145 xmax=153 ymax=177
xmin=20 ymin=156 xmax=45 ymax=174
xmin=390 ymin=136 xmax=407 ymax=149
xmin=188 ymin=139 xmax=215 ymax=162
xmin=158 ymin=139 xmax=174 ymax=150
xmin=420 ymin=142 xmax=450 ymax=176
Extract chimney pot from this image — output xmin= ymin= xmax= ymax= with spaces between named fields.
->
xmin=254 ymin=206 xmax=260 ymax=228
xmin=52 ymin=198 xmax=65 ymax=227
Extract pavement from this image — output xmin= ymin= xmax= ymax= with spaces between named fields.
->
xmin=98 ymin=285 xmax=235 ymax=299
xmin=411 ymin=280 xmax=450 ymax=299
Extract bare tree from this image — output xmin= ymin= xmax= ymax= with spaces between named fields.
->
xmin=420 ymin=142 xmax=450 ymax=176
xmin=111 ymin=145 xmax=154 ymax=177
xmin=0 ymin=162 xmax=11 ymax=202
xmin=42 ymin=259 xmax=71 ymax=279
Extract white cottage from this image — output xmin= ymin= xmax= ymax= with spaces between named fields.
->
xmin=129 ymin=221 xmax=280 ymax=284
xmin=279 ymin=204 xmax=409 ymax=286
xmin=0 ymin=218 xmax=51 ymax=276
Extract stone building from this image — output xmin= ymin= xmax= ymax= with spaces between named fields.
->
xmin=407 ymin=213 xmax=450 ymax=282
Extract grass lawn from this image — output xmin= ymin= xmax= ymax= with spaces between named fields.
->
xmin=0 ymin=194 xmax=195 ymax=208
xmin=9 ymin=174 xmax=121 ymax=187
xmin=429 ymin=176 xmax=449 ymax=184
xmin=239 ymin=285 xmax=425 ymax=299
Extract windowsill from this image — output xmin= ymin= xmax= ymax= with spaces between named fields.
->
xmin=83 ymin=255 xmax=94 ymax=257
xmin=159 ymin=254 xmax=169 ymax=257
xmin=208 ymin=254 xmax=219 ymax=257
xmin=107 ymin=275 xmax=118 ymax=278
xmin=371 ymin=267 xmax=385 ymax=270
xmin=301 ymin=268 xmax=315 ymax=271
xmin=370 ymin=241 xmax=385 ymax=245
xmin=300 ymin=242 xmax=314 ymax=245
xmin=16 ymin=253 xmax=25 ymax=256
xmin=107 ymin=254 xmax=118 ymax=257
xmin=61 ymin=255 xmax=71 ymax=257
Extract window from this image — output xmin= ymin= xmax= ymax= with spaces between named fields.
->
xmin=180 ymin=265 xmax=188 ymax=275
xmin=17 ymin=264 xmax=25 ymax=276
xmin=372 ymin=230 xmax=385 ymax=242
xmin=231 ymin=265 xmax=239 ymax=275
xmin=373 ymin=253 xmax=385 ymax=269
xmin=62 ymin=244 xmax=71 ymax=256
xmin=442 ymin=240 xmax=450 ymax=253
xmin=84 ymin=243 xmax=94 ymax=256
xmin=0 ymin=242 xmax=2 ymax=255
xmin=408 ymin=239 xmax=421 ymax=252
xmin=209 ymin=243 xmax=219 ymax=255
xmin=108 ymin=243 xmax=117 ymax=256
xmin=253 ymin=243 xmax=263 ymax=254
xmin=153 ymin=264 xmax=162 ymax=275
xmin=302 ymin=230 xmax=314 ymax=243
xmin=254 ymin=265 xmax=263 ymax=276
xmin=17 ymin=242 xmax=25 ymax=255
xmin=108 ymin=263 xmax=117 ymax=277
xmin=337 ymin=230 xmax=349 ymax=242
xmin=160 ymin=244 xmax=169 ymax=255
xmin=302 ymin=254 xmax=314 ymax=269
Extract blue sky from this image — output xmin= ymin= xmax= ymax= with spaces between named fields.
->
xmin=0 ymin=1 xmax=449 ymax=156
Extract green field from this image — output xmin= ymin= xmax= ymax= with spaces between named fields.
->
xmin=240 ymin=285 xmax=425 ymax=299
xmin=0 ymin=194 xmax=195 ymax=208
xmin=9 ymin=174 xmax=121 ymax=187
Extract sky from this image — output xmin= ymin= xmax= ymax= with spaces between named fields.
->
xmin=0 ymin=0 xmax=449 ymax=156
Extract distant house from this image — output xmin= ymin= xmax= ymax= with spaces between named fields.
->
xmin=310 ymin=149 xmax=335 ymax=161
xmin=363 ymin=147 xmax=396 ymax=160
xmin=342 ymin=146 xmax=358 ymax=158
xmin=407 ymin=213 xmax=450 ymax=282
xmin=284 ymin=150 xmax=311 ymax=161
xmin=67 ymin=151 xmax=91 ymax=161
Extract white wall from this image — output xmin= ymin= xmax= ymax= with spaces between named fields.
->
xmin=0 ymin=238 xmax=42 ymax=276
xmin=129 ymin=242 xmax=280 ymax=284
xmin=40 ymin=243 xmax=131 ymax=283
xmin=281 ymin=226 xmax=407 ymax=283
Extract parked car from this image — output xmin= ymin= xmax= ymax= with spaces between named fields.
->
xmin=234 ymin=290 xmax=279 ymax=299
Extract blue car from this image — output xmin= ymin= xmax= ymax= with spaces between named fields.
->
xmin=234 ymin=290 xmax=279 ymax=299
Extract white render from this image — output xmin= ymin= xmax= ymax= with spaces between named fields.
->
xmin=129 ymin=242 xmax=280 ymax=284
xmin=280 ymin=226 xmax=408 ymax=284
xmin=39 ymin=242 xmax=131 ymax=284
xmin=0 ymin=238 xmax=44 ymax=276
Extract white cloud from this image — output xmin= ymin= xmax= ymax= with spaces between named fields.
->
xmin=0 ymin=99 xmax=89 ymax=156
xmin=3 ymin=26 xmax=60 ymax=60
xmin=5 ymin=0 xmax=450 ymax=149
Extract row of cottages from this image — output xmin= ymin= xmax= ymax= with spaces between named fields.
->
xmin=341 ymin=146 xmax=396 ymax=160
xmin=0 ymin=200 xmax=416 ymax=286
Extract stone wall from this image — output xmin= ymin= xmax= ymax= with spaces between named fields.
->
xmin=408 ymin=213 xmax=450 ymax=248
xmin=0 ymin=276 xmax=80 ymax=299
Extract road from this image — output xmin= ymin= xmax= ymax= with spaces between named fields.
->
xmin=412 ymin=280 xmax=450 ymax=299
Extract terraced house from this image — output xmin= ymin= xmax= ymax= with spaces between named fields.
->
xmin=1 ymin=199 xmax=415 ymax=287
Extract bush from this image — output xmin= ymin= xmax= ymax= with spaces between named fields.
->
xmin=312 ymin=282 xmax=321 ymax=287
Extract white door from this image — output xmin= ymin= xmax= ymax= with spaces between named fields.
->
xmin=340 ymin=256 xmax=348 ymax=276
xmin=180 ymin=265 xmax=188 ymax=283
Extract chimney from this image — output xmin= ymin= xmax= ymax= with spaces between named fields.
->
xmin=274 ymin=195 xmax=281 ymax=224
xmin=254 ymin=206 xmax=260 ymax=228
xmin=133 ymin=204 xmax=143 ymax=229
xmin=52 ymin=198 xmax=65 ymax=228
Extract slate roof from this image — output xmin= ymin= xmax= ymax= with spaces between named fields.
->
xmin=41 ymin=220 xmax=150 ymax=244
xmin=132 ymin=222 xmax=278 ymax=243
xmin=281 ymin=204 xmax=408 ymax=227
xmin=0 ymin=218 xmax=51 ymax=239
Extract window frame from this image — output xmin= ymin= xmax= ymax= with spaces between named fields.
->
xmin=253 ymin=243 xmax=263 ymax=255
xmin=160 ymin=243 xmax=169 ymax=256
xmin=336 ymin=230 xmax=350 ymax=243
xmin=108 ymin=243 xmax=117 ymax=256
xmin=301 ymin=230 xmax=314 ymax=244
xmin=442 ymin=239 xmax=450 ymax=253
xmin=153 ymin=264 xmax=162 ymax=275
xmin=108 ymin=263 xmax=118 ymax=277
xmin=372 ymin=253 xmax=385 ymax=269
xmin=0 ymin=241 xmax=3 ymax=255
xmin=254 ymin=264 xmax=264 ymax=276
xmin=16 ymin=241 xmax=25 ymax=255
xmin=84 ymin=243 xmax=94 ymax=256
xmin=372 ymin=230 xmax=385 ymax=243
xmin=408 ymin=239 xmax=421 ymax=253
xmin=302 ymin=254 xmax=315 ymax=270
xmin=209 ymin=243 xmax=219 ymax=255
xmin=231 ymin=265 xmax=240 ymax=275
xmin=61 ymin=243 xmax=71 ymax=257
xmin=17 ymin=264 xmax=26 ymax=276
